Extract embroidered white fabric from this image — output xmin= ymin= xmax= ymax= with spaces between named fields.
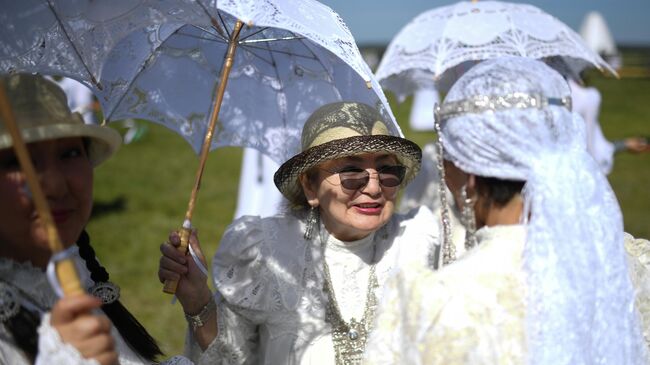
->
xmin=187 ymin=207 xmax=438 ymax=364
xmin=92 ymin=0 xmax=398 ymax=165
xmin=36 ymin=313 xmax=99 ymax=365
xmin=0 ymin=253 xmax=193 ymax=365
xmin=375 ymin=1 xmax=614 ymax=100
xmin=438 ymin=57 xmax=647 ymax=364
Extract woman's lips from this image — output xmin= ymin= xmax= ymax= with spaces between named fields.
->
xmin=51 ymin=209 xmax=72 ymax=224
xmin=353 ymin=202 xmax=382 ymax=214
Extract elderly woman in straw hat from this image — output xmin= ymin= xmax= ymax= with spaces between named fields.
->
xmin=158 ymin=101 xmax=438 ymax=364
xmin=0 ymin=74 xmax=193 ymax=365
xmin=364 ymin=57 xmax=650 ymax=364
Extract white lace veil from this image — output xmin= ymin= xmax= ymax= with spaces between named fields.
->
xmin=437 ymin=57 xmax=647 ymax=364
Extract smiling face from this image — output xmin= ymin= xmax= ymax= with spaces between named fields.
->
xmin=0 ymin=137 xmax=93 ymax=268
xmin=300 ymin=153 xmax=402 ymax=241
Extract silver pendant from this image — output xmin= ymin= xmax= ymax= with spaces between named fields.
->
xmin=0 ymin=283 xmax=20 ymax=321
xmin=90 ymin=281 xmax=120 ymax=305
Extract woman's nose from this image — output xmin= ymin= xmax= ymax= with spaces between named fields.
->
xmin=38 ymin=159 xmax=68 ymax=200
xmin=361 ymin=171 xmax=382 ymax=195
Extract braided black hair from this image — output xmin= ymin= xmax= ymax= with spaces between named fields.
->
xmin=76 ymin=230 xmax=163 ymax=362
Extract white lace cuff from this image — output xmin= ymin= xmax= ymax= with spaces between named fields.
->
xmin=35 ymin=313 xmax=100 ymax=365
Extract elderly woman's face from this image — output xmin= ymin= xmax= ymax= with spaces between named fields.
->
xmin=0 ymin=137 xmax=93 ymax=268
xmin=301 ymin=153 xmax=402 ymax=241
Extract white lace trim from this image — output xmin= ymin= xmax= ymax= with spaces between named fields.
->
xmin=35 ymin=313 xmax=99 ymax=365
xmin=376 ymin=1 xmax=613 ymax=99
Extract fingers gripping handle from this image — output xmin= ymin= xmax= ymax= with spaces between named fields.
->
xmin=163 ymin=224 xmax=192 ymax=294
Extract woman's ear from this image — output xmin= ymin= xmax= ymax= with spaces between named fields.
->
xmin=300 ymin=173 xmax=319 ymax=207
xmin=466 ymin=174 xmax=478 ymax=197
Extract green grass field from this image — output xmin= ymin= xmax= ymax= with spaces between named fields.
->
xmin=88 ymin=73 xmax=650 ymax=357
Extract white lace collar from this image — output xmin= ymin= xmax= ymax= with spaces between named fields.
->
xmin=0 ymin=247 xmax=91 ymax=312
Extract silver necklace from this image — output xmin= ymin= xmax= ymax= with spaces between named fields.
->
xmin=320 ymin=228 xmax=380 ymax=365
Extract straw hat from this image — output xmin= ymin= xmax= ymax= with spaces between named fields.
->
xmin=0 ymin=74 xmax=120 ymax=166
xmin=274 ymin=101 xmax=421 ymax=206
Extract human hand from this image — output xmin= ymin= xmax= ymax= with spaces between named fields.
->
xmin=50 ymin=295 xmax=118 ymax=365
xmin=624 ymin=137 xmax=650 ymax=153
xmin=158 ymin=230 xmax=212 ymax=314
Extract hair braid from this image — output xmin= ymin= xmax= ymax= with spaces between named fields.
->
xmin=76 ymin=230 xmax=163 ymax=362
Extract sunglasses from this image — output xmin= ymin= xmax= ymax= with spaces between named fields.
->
xmin=321 ymin=165 xmax=407 ymax=190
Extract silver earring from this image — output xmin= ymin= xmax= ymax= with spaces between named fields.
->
xmin=460 ymin=184 xmax=478 ymax=250
xmin=304 ymin=206 xmax=319 ymax=240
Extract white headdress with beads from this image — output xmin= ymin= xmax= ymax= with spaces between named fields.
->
xmin=436 ymin=57 xmax=647 ymax=364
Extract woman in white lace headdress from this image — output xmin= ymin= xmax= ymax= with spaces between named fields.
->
xmin=158 ymin=101 xmax=439 ymax=364
xmin=0 ymin=74 xmax=191 ymax=365
xmin=364 ymin=57 xmax=649 ymax=365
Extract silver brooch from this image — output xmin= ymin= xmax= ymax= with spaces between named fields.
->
xmin=0 ymin=283 xmax=20 ymax=321
xmin=90 ymin=281 xmax=120 ymax=305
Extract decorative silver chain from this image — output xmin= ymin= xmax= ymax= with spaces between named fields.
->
xmin=320 ymin=228 xmax=379 ymax=365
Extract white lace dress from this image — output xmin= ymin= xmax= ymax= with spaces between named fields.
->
xmin=187 ymin=207 xmax=438 ymax=364
xmin=364 ymin=226 xmax=650 ymax=364
xmin=0 ymin=248 xmax=191 ymax=365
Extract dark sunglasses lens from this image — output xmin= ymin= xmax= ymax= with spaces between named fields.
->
xmin=379 ymin=166 xmax=406 ymax=187
xmin=339 ymin=174 xmax=369 ymax=190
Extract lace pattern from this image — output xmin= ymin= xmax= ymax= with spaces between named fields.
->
xmin=365 ymin=225 xmax=527 ymax=365
xmin=200 ymin=208 xmax=438 ymax=364
xmin=375 ymin=1 xmax=613 ymax=99
xmin=36 ymin=313 xmax=100 ymax=365
xmin=0 ymin=0 xmax=218 ymax=85
xmin=90 ymin=0 xmax=398 ymax=165
xmin=439 ymin=57 xmax=647 ymax=364
xmin=625 ymin=233 xmax=650 ymax=349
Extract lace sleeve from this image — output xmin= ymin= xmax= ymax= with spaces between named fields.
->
xmin=624 ymin=233 xmax=650 ymax=347
xmin=35 ymin=313 xmax=100 ymax=365
xmin=193 ymin=215 xmax=307 ymax=364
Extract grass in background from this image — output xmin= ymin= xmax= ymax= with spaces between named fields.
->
xmin=88 ymin=73 xmax=650 ymax=356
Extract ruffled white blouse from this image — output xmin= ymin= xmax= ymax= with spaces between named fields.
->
xmin=189 ymin=207 xmax=438 ymax=364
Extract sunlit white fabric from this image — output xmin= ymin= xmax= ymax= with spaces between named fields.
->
xmin=437 ymin=57 xmax=646 ymax=364
xmin=93 ymin=0 xmax=397 ymax=164
xmin=0 ymin=0 xmax=216 ymax=85
xmin=186 ymin=207 xmax=438 ymax=364
xmin=234 ymin=148 xmax=283 ymax=219
xmin=375 ymin=1 xmax=613 ymax=100
xmin=568 ymin=79 xmax=615 ymax=174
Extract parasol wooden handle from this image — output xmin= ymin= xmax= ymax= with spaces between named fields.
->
xmin=0 ymin=81 xmax=84 ymax=297
xmin=162 ymin=225 xmax=192 ymax=294
xmin=162 ymin=20 xmax=244 ymax=295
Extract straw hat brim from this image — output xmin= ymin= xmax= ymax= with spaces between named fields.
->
xmin=274 ymin=134 xmax=422 ymax=205
xmin=0 ymin=116 xmax=121 ymax=167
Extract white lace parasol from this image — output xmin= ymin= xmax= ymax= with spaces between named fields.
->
xmin=376 ymin=0 xmax=615 ymax=100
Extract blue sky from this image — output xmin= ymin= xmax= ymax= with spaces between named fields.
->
xmin=320 ymin=0 xmax=650 ymax=46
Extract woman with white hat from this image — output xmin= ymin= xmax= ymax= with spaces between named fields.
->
xmin=0 ymin=74 xmax=190 ymax=364
xmin=364 ymin=57 xmax=649 ymax=364
xmin=158 ymin=101 xmax=439 ymax=364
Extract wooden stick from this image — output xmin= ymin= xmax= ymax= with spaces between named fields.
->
xmin=163 ymin=20 xmax=245 ymax=294
xmin=0 ymin=81 xmax=84 ymax=296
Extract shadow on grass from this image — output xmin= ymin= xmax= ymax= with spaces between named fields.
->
xmin=92 ymin=196 xmax=127 ymax=218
